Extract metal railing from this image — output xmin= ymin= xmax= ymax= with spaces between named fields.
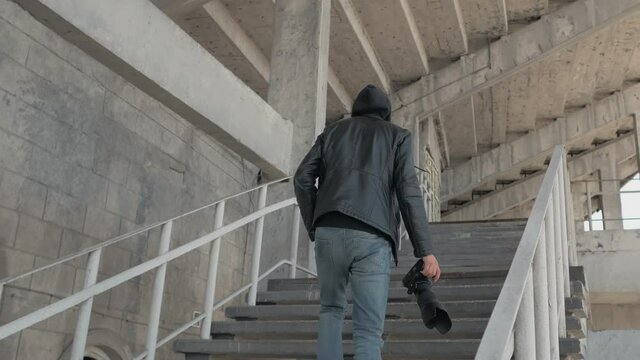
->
xmin=571 ymin=178 xmax=640 ymax=231
xmin=476 ymin=145 xmax=577 ymax=360
xmin=0 ymin=176 xmax=312 ymax=360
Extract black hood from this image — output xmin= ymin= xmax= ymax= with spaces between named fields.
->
xmin=351 ymin=84 xmax=391 ymax=121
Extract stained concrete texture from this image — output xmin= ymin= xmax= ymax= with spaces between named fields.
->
xmin=587 ymin=330 xmax=640 ymax=359
xmin=0 ymin=1 xmax=263 ymax=358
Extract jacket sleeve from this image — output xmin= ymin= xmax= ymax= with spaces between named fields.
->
xmin=393 ymin=132 xmax=433 ymax=258
xmin=294 ymin=133 xmax=324 ymax=240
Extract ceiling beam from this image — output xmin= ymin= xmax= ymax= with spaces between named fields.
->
xmin=409 ymin=0 xmax=468 ymax=59
xmin=506 ymin=0 xmax=549 ymax=21
xmin=441 ymin=81 xmax=640 ymax=202
xmin=327 ymin=68 xmax=353 ymax=113
xmin=158 ymin=0 xmax=212 ymax=17
xmin=459 ymin=0 xmax=508 ymax=39
xmin=202 ymin=0 xmax=270 ymax=81
xmin=391 ymin=0 xmax=640 ymax=128
xmin=336 ymin=0 xmax=392 ymax=93
xmin=202 ymin=0 xmax=352 ymax=113
xmin=442 ymin=134 xmax=638 ymax=221
xmin=399 ymin=0 xmax=430 ymax=74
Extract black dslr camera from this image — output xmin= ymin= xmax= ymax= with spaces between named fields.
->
xmin=402 ymin=259 xmax=452 ymax=334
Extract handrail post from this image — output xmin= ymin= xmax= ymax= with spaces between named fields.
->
xmin=558 ymin=166 xmax=571 ymax=295
xmin=289 ymin=205 xmax=301 ymax=279
xmin=586 ymin=184 xmax=593 ymax=231
xmin=145 ymin=220 xmax=173 ymax=360
xmin=544 ymin=210 xmax=560 ymax=359
xmin=533 ymin=226 xmax=551 ymax=360
xmin=200 ymin=201 xmax=226 ymax=339
xmin=69 ymin=248 xmax=102 ymax=360
xmin=514 ymin=268 xmax=536 ymax=360
xmin=248 ymin=185 xmax=269 ymax=306
xmin=553 ymin=182 xmax=567 ymax=338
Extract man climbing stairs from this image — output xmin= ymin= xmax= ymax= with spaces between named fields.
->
xmin=174 ymin=220 xmax=588 ymax=359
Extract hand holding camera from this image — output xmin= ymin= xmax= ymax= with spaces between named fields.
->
xmin=421 ymin=254 xmax=441 ymax=281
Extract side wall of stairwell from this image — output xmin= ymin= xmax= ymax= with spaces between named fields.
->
xmin=578 ymin=229 xmax=640 ymax=359
xmin=0 ymin=1 xmax=260 ymax=358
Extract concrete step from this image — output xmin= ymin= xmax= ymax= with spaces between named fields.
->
xmin=570 ymin=280 xmax=587 ymax=300
xmin=422 ymin=230 xmax=523 ymax=237
xmin=174 ymin=339 xmax=481 ymax=359
xmin=225 ymin=300 xmax=496 ymax=320
xmin=211 ymin=318 xmax=489 ymax=340
xmin=175 ymin=337 xmax=580 ymax=359
xmin=396 ymin=243 xmax=520 ymax=258
xmin=395 ymin=258 xmax=513 ymax=268
xmin=267 ymin=276 xmax=507 ymax=291
xmin=428 ymin=220 xmax=526 ymax=230
xmin=256 ymin=283 xmax=503 ymax=305
xmin=401 ymin=235 xmax=521 ymax=246
xmin=389 ymin=265 xmax=510 ymax=278
xmin=566 ymin=315 xmax=587 ymax=339
xmin=398 ymin=248 xmax=518 ymax=260
xmin=383 ymin=265 xmax=509 ymax=281
xmin=396 ymin=251 xmax=517 ymax=261
xmin=566 ymin=297 xmax=589 ymax=319
xmin=560 ymin=337 xmax=586 ymax=360
xmin=569 ymin=266 xmax=587 ymax=288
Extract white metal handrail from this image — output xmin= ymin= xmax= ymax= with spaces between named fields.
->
xmin=476 ymin=145 xmax=577 ymax=360
xmin=0 ymin=175 xmax=312 ymax=360
xmin=0 ymin=176 xmax=292 ymax=288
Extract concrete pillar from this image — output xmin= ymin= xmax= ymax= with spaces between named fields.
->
xmin=599 ymin=147 xmax=623 ymax=230
xmin=268 ymin=0 xmax=331 ymax=165
xmin=260 ymin=0 xmax=331 ymax=278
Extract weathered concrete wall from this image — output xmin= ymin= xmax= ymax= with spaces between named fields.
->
xmin=587 ymin=330 xmax=640 ymax=359
xmin=14 ymin=0 xmax=293 ymax=178
xmin=0 ymin=1 xmax=261 ymax=358
xmin=578 ymin=229 xmax=640 ymax=332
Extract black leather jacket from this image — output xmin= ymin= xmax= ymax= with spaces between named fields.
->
xmin=294 ymin=85 xmax=433 ymax=264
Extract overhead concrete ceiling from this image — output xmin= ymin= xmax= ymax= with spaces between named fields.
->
xmin=152 ymin=0 xmax=577 ymax=122
xmin=150 ymin=0 xmax=640 ymax=216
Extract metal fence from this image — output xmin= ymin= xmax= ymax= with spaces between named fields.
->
xmin=0 ymin=176 xmax=313 ymax=360
xmin=475 ymin=145 xmax=577 ymax=360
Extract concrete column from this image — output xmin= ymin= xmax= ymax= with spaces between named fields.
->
xmin=261 ymin=0 xmax=331 ymax=278
xmin=599 ymin=147 xmax=623 ymax=230
xmin=268 ymin=0 xmax=331 ymax=166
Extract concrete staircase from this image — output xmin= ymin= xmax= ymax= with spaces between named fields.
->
xmin=174 ymin=220 xmax=587 ymax=359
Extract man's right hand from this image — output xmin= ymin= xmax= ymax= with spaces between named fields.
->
xmin=421 ymin=254 xmax=441 ymax=282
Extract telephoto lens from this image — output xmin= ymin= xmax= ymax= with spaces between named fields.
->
xmin=402 ymin=259 xmax=452 ymax=334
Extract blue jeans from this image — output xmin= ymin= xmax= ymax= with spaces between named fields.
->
xmin=314 ymin=226 xmax=392 ymax=360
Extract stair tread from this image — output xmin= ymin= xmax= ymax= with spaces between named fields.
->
xmin=256 ymin=283 xmax=503 ymax=304
xmin=172 ymin=220 xmax=583 ymax=360
xmin=267 ymin=276 xmax=506 ymax=291
xmin=226 ymin=300 xmax=497 ymax=320
xmin=174 ymin=339 xmax=481 ymax=359
xmin=211 ymin=318 xmax=489 ymax=340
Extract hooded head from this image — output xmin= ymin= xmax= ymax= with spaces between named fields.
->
xmin=351 ymin=84 xmax=391 ymax=121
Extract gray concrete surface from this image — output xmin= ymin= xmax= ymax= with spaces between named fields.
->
xmin=0 ymin=1 xmax=262 ymax=358
xmin=13 ymin=0 xmax=294 ymax=178
xmin=441 ymin=80 xmax=640 ymax=205
xmin=587 ymin=330 xmax=640 ymax=359
xmin=442 ymin=134 xmax=638 ymax=221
